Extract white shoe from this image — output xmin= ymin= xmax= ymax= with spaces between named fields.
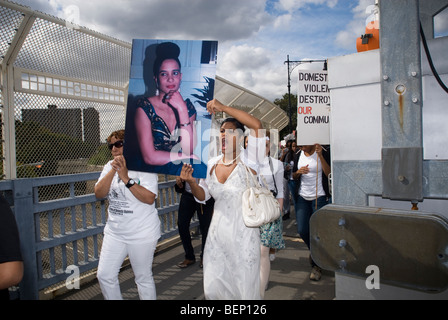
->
xmin=269 ymin=254 xmax=276 ymax=262
xmin=309 ymin=266 xmax=322 ymax=281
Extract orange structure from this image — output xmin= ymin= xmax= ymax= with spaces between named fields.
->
xmin=356 ymin=19 xmax=380 ymax=52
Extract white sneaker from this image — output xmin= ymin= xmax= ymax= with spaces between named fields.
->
xmin=269 ymin=254 xmax=276 ymax=262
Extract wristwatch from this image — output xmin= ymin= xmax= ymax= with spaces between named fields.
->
xmin=126 ymin=179 xmax=135 ymax=189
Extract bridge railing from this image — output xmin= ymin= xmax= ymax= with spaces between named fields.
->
xmin=1 ymin=172 xmax=191 ymax=300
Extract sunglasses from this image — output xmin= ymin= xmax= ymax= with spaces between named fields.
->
xmin=108 ymin=140 xmax=124 ymax=150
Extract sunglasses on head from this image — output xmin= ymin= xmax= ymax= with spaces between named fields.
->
xmin=108 ymin=140 xmax=124 ymax=150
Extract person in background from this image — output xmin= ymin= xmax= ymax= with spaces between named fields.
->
xmin=0 ymin=194 xmax=23 ymax=300
xmin=279 ymin=140 xmax=292 ymax=220
xmin=283 ymin=140 xmax=300 ymax=220
xmin=95 ymin=130 xmax=161 ymax=300
xmin=175 ymin=177 xmax=214 ymax=269
xmin=258 ymin=131 xmax=285 ymax=298
xmin=293 ymin=144 xmax=331 ymax=281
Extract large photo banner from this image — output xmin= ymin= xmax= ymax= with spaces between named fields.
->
xmin=124 ymin=39 xmax=218 ymax=178
xmin=296 ymin=69 xmax=330 ymax=146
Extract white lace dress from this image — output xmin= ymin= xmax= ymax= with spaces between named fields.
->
xmin=197 ymin=135 xmax=266 ymax=300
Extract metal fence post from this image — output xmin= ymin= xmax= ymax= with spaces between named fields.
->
xmin=380 ymin=0 xmax=424 ymax=202
xmin=12 ymin=179 xmax=39 ymax=300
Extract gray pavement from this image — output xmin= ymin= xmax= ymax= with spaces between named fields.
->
xmin=56 ymin=214 xmax=335 ymax=301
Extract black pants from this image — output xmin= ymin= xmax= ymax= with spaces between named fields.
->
xmin=177 ymin=192 xmax=214 ymax=260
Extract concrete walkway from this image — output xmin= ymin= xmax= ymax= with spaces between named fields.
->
xmin=57 ymin=215 xmax=335 ymax=301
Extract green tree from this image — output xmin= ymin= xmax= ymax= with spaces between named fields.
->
xmin=15 ymin=120 xmax=97 ymax=177
xmin=274 ymin=93 xmax=297 ymax=140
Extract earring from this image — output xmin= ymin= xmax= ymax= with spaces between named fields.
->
xmin=154 ymin=79 xmax=159 ymax=95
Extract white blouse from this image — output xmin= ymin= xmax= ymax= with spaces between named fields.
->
xmin=258 ymin=156 xmax=284 ymax=200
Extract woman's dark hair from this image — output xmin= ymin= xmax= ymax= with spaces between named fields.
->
xmin=285 ymin=139 xmax=297 ymax=162
xmin=243 ymin=135 xmax=248 ymax=149
xmin=220 ymin=117 xmax=245 ymax=135
xmin=153 ymin=42 xmax=181 ymax=78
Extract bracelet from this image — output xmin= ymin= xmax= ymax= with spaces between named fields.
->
xmin=180 ymin=122 xmax=191 ymax=127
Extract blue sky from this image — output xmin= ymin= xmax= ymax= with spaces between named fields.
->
xmin=10 ymin=0 xmax=447 ymax=101
xmin=261 ymin=0 xmax=358 ymax=57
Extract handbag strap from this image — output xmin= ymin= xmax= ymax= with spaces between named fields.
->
xmin=243 ymin=161 xmax=272 ymax=193
xmin=268 ymin=157 xmax=278 ymax=195
xmin=243 ymin=162 xmax=261 ymax=189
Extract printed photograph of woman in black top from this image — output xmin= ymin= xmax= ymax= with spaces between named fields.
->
xmin=124 ymin=39 xmax=218 ymax=178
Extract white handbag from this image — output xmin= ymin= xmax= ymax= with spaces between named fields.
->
xmin=241 ymin=163 xmax=281 ymax=228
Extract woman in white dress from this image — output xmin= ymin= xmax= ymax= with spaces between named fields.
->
xmin=180 ymin=99 xmax=266 ymax=300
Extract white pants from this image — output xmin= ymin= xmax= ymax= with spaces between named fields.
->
xmin=97 ymin=234 xmax=158 ymax=300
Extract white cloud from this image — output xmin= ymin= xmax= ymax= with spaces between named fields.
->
xmin=335 ymin=29 xmax=355 ymax=50
xmin=217 ymin=44 xmax=286 ymax=100
xmin=16 ymin=0 xmax=272 ymax=43
xmin=276 ymin=0 xmax=339 ymax=12
xmin=221 ymin=44 xmax=270 ymax=70
xmin=334 ymin=0 xmax=375 ymax=50
xmin=10 ymin=0 xmax=369 ymax=102
xmin=218 ymin=44 xmax=270 ymax=86
xmin=273 ymin=14 xmax=292 ymax=29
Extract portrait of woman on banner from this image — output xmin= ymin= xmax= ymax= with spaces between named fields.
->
xmin=124 ymin=40 xmax=217 ymax=178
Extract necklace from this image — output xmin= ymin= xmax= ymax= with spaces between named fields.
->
xmin=219 ymin=153 xmax=240 ymax=166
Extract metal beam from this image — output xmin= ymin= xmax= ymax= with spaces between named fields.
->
xmin=1 ymin=13 xmax=36 ymax=179
xmin=310 ymin=204 xmax=448 ymax=293
xmin=0 ymin=0 xmax=131 ymax=49
xmin=380 ymin=0 xmax=423 ymax=201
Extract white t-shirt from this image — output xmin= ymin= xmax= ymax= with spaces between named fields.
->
xmin=297 ymin=152 xmax=326 ymax=200
xmin=258 ymin=156 xmax=284 ymax=200
xmin=96 ymin=160 xmax=161 ymax=244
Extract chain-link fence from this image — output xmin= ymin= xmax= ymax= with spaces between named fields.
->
xmin=1 ymin=1 xmax=131 ymax=181
xmin=0 ymin=1 xmax=137 ymax=298
xmin=1 ymin=1 xmax=288 ymax=182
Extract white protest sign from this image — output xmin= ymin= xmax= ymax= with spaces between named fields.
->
xmin=296 ymin=70 xmax=330 ymax=146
